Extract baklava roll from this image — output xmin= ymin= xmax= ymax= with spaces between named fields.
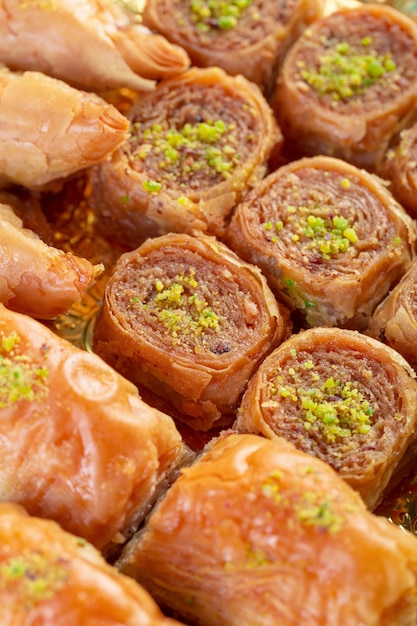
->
xmin=0 ymin=0 xmax=189 ymax=93
xmin=0 ymin=66 xmax=130 ymax=190
xmin=0 ymin=203 xmax=103 ymax=320
xmin=0 ymin=502 xmax=186 ymax=625
xmin=142 ymin=0 xmax=322 ymax=93
xmin=273 ymin=3 xmax=417 ymax=171
xmin=235 ymin=327 xmax=417 ymax=510
xmin=225 ymin=155 xmax=416 ymax=329
xmin=93 ymin=232 xmax=289 ymax=431
xmin=0 ymin=303 xmax=192 ymax=553
xmin=117 ymin=432 xmax=417 ymax=626
xmin=88 ymin=67 xmax=281 ymax=245
xmin=379 ymin=119 xmax=417 ymax=218
xmin=369 ymin=258 xmax=417 ymax=371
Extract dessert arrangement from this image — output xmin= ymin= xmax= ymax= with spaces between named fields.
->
xmin=3 ymin=0 xmax=417 ymax=624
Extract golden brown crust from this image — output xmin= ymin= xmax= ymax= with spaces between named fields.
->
xmin=117 ymin=432 xmax=417 ymax=626
xmin=225 ymin=155 xmax=416 ymax=329
xmin=0 ymin=303 xmax=191 ymax=551
xmin=88 ymin=66 xmax=281 ymax=245
xmin=0 ymin=67 xmax=130 ymax=190
xmin=142 ymin=0 xmax=323 ymax=93
xmin=0 ymin=0 xmax=190 ymax=92
xmin=0 ymin=502 xmax=186 ymax=625
xmin=273 ymin=3 xmax=417 ymax=171
xmin=235 ymin=327 xmax=417 ymax=510
xmin=93 ymin=232 xmax=290 ymax=431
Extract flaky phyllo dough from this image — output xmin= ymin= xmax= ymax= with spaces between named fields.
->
xmin=235 ymin=327 xmax=417 ymax=510
xmin=142 ymin=0 xmax=323 ymax=93
xmin=0 ymin=203 xmax=103 ymax=319
xmin=225 ymin=155 xmax=416 ymax=329
xmin=0 ymin=303 xmax=192 ymax=554
xmin=273 ymin=3 xmax=417 ymax=171
xmin=93 ymin=232 xmax=290 ymax=431
xmin=88 ymin=66 xmax=281 ymax=245
xmin=0 ymin=66 xmax=130 ymax=190
xmin=0 ymin=0 xmax=190 ymax=92
xmin=0 ymin=503 xmax=187 ymax=625
xmin=117 ymin=433 xmax=417 ymax=626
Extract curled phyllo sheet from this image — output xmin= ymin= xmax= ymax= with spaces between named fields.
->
xmin=369 ymin=258 xmax=417 ymax=372
xmin=235 ymin=327 xmax=417 ymax=511
xmin=88 ymin=66 xmax=281 ymax=246
xmin=0 ymin=503 xmax=187 ymax=626
xmin=93 ymin=232 xmax=289 ymax=431
xmin=225 ymin=155 xmax=416 ymax=330
xmin=273 ymin=3 xmax=417 ymax=171
xmin=0 ymin=0 xmax=189 ymax=93
xmin=0 ymin=203 xmax=103 ymax=320
xmin=0 ymin=66 xmax=130 ymax=190
xmin=379 ymin=119 xmax=417 ymax=218
xmin=0 ymin=303 xmax=192 ymax=554
xmin=117 ymin=432 xmax=417 ymax=626
xmin=141 ymin=0 xmax=322 ymax=93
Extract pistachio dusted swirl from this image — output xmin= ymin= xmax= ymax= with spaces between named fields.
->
xmin=142 ymin=0 xmax=322 ymax=92
xmin=88 ymin=67 xmax=281 ymax=247
xmin=369 ymin=258 xmax=417 ymax=371
xmin=225 ymin=155 xmax=416 ymax=329
xmin=235 ymin=328 xmax=417 ymax=510
xmin=93 ymin=232 xmax=289 ymax=431
xmin=273 ymin=3 xmax=417 ymax=170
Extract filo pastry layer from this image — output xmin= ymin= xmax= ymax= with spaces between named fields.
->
xmin=0 ymin=0 xmax=190 ymax=92
xmin=87 ymin=66 xmax=281 ymax=245
xmin=273 ymin=3 xmax=417 ymax=171
xmin=0 ymin=502 xmax=187 ymax=625
xmin=0 ymin=303 xmax=192 ymax=553
xmin=93 ymin=232 xmax=290 ymax=431
xmin=117 ymin=432 xmax=417 ymax=626
xmin=235 ymin=327 xmax=417 ymax=510
xmin=142 ymin=0 xmax=323 ymax=93
xmin=369 ymin=257 xmax=417 ymax=372
xmin=0 ymin=203 xmax=103 ymax=320
xmin=0 ymin=66 xmax=130 ymax=190
xmin=225 ymin=155 xmax=416 ymax=329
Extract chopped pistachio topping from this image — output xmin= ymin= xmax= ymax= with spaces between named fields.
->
xmin=0 ymin=333 xmax=49 ymax=408
xmin=260 ymin=471 xmax=345 ymax=533
xmin=271 ymin=363 xmax=374 ymax=442
xmin=0 ymin=550 xmax=69 ymax=607
xmin=132 ymin=119 xmax=241 ymax=185
xmin=265 ymin=202 xmax=359 ymax=260
xmin=300 ymin=38 xmax=397 ymax=101
xmin=189 ymin=0 xmax=253 ymax=32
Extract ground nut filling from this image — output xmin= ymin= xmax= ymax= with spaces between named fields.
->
xmin=163 ymin=0 xmax=297 ymax=49
xmin=260 ymin=345 xmax=404 ymax=473
xmin=250 ymin=166 xmax=404 ymax=274
xmin=126 ymin=82 xmax=259 ymax=193
xmin=294 ymin=11 xmax=417 ymax=114
xmin=109 ymin=247 xmax=264 ymax=359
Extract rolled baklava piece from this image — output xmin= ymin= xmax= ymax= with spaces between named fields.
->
xmin=379 ymin=119 xmax=417 ymax=218
xmin=235 ymin=327 xmax=417 ymax=510
xmin=0 ymin=203 xmax=103 ymax=320
xmin=369 ymin=258 xmax=417 ymax=371
xmin=93 ymin=232 xmax=290 ymax=431
xmin=0 ymin=0 xmax=189 ymax=93
xmin=142 ymin=0 xmax=323 ymax=93
xmin=117 ymin=432 xmax=417 ymax=626
xmin=0 ymin=303 xmax=192 ymax=554
xmin=273 ymin=3 xmax=417 ymax=171
xmin=225 ymin=155 xmax=416 ymax=329
xmin=0 ymin=66 xmax=130 ymax=190
xmin=88 ymin=66 xmax=281 ymax=246
xmin=0 ymin=503 xmax=186 ymax=625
